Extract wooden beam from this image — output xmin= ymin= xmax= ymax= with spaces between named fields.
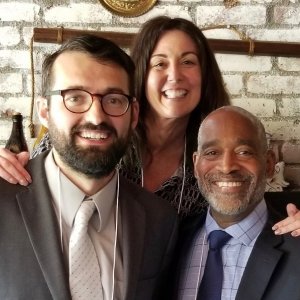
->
xmin=33 ymin=27 xmax=300 ymax=58
xmin=33 ymin=27 xmax=135 ymax=48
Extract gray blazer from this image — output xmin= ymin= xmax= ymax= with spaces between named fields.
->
xmin=0 ymin=151 xmax=178 ymax=300
xmin=171 ymin=201 xmax=300 ymax=300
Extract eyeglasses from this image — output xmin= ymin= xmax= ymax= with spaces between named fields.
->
xmin=46 ymin=89 xmax=136 ymax=116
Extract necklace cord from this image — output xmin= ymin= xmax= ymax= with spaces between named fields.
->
xmin=177 ymin=136 xmax=186 ymax=215
xmin=140 ymin=137 xmax=186 ymax=216
xmin=111 ymin=169 xmax=119 ymax=300
xmin=57 ymin=167 xmax=64 ymax=253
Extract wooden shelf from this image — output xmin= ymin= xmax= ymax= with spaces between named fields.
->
xmin=33 ymin=27 xmax=300 ymax=58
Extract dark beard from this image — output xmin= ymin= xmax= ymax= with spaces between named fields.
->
xmin=48 ymin=122 xmax=130 ymax=178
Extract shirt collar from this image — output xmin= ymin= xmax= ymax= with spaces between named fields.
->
xmin=45 ymin=150 xmax=117 ymax=232
xmin=205 ymin=200 xmax=268 ymax=246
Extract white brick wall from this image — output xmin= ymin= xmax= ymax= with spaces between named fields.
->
xmin=0 ymin=0 xmax=299 ymax=189
xmin=196 ymin=5 xmax=266 ymax=26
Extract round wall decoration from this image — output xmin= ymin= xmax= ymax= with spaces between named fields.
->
xmin=99 ymin=0 xmax=157 ymax=17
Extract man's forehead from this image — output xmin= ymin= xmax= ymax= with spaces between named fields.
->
xmin=201 ymin=110 xmax=256 ymax=132
xmin=51 ymin=51 xmax=130 ymax=90
xmin=54 ymin=51 xmax=120 ymax=69
xmin=199 ymin=110 xmax=259 ymax=146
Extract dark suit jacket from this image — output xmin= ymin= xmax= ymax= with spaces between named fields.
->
xmin=0 ymin=151 xmax=178 ymax=300
xmin=171 ymin=198 xmax=300 ymax=300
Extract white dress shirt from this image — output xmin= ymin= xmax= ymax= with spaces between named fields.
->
xmin=178 ymin=200 xmax=268 ymax=300
xmin=44 ymin=150 xmax=123 ymax=300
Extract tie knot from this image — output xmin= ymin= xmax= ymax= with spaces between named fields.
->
xmin=209 ymin=230 xmax=231 ymax=250
xmin=74 ymin=200 xmax=95 ymax=229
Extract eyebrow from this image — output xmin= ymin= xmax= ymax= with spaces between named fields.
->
xmin=59 ymin=86 xmax=128 ymax=94
xmin=150 ymin=51 xmax=198 ymax=59
xmin=200 ymin=138 xmax=257 ymax=150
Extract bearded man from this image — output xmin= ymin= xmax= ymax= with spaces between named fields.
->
xmin=0 ymin=35 xmax=177 ymax=300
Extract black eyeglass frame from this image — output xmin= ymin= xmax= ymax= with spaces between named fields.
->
xmin=45 ymin=88 xmax=136 ymax=117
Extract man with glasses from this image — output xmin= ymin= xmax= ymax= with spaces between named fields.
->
xmin=0 ymin=35 xmax=177 ymax=299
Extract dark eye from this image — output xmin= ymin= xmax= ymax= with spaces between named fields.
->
xmin=238 ymin=150 xmax=254 ymax=156
xmin=64 ymin=91 xmax=86 ymax=106
xmin=205 ymin=150 xmax=218 ymax=156
xmin=104 ymin=94 xmax=127 ymax=106
xmin=202 ymin=150 xmax=219 ymax=160
xmin=154 ymin=62 xmax=165 ymax=69
xmin=66 ymin=96 xmax=80 ymax=103
xmin=182 ymin=60 xmax=195 ymax=65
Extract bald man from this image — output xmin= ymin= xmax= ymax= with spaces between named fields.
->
xmin=172 ymin=106 xmax=300 ymax=300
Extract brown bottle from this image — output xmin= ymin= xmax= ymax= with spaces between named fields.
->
xmin=5 ymin=113 xmax=28 ymax=154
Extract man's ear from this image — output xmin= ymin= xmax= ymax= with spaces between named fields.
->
xmin=193 ymin=152 xmax=199 ymax=179
xmin=130 ymin=99 xmax=139 ymax=130
xmin=266 ymin=149 xmax=276 ymax=179
xmin=36 ymin=96 xmax=49 ymax=129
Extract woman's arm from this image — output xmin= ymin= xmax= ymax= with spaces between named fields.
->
xmin=0 ymin=148 xmax=31 ymax=185
xmin=272 ymin=203 xmax=300 ymax=236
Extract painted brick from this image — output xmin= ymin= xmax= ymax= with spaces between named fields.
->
xmin=203 ymin=28 xmax=243 ymax=40
xmin=262 ymin=120 xmax=300 ymax=140
xmin=0 ymin=50 xmax=31 ymax=69
xmin=231 ymin=97 xmax=276 ymax=117
xmin=26 ymin=74 xmax=42 ymax=96
xmin=278 ymin=57 xmax=300 ymax=72
xmin=247 ymin=29 xmax=300 ymax=42
xmin=0 ymin=96 xmax=31 ymax=117
xmin=268 ymin=141 xmax=280 ymax=161
xmin=0 ymin=73 xmax=23 ymax=93
xmin=274 ymin=7 xmax=300 ymax=25
xmin=196 ymin=5 xmax=266 ymax=26
xmin=223 ymin=75 xmax=243 ymax=95
xmin=0 ymin=27 xmax=20 ymax=46
xmin=119 ymin=6 xmax=192 ymax=24
xmin=282 ymin=142 xmax=300 ymax=164
xmin=280 ymin=98 xmax=300 ymax=117
xmin=44 ymin=4 xmax=112 ymax=23
xmin=216 ymin=54 xmax=272 ymax=72
xmin=0 ymin=3 xmax=39 ymax=22
xmin=247 ymin=75 xmax=300 ymax=94
xmin=0 ymin=120 xmax=13 ymax=140
xmin=239 ymin=0 xmax=273 ymax=3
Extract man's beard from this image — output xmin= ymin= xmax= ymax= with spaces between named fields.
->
xmin=48 ymin=121 xmax=130 ymax=178
xmin=198 ymin=171 xmax=266 ymax=216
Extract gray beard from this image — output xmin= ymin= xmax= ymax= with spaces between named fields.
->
xmin=198 ymin=174 xmax=266 ymax=216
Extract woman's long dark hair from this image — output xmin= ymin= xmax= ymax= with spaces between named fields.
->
xmin=130 ymin=16 xmax=230 ymax=167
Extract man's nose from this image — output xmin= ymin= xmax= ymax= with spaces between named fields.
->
xmin=216 ymin=152 xmax=240 ymax=174
xmin=84 ymin=96 xmax=107 ymax=124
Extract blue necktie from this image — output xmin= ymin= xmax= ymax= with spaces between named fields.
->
xmin=197 ymin=230 xmax=232 ymax=300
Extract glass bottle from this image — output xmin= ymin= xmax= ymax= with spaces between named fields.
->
xmin=5 ymin=112 xmax=29 ymax=154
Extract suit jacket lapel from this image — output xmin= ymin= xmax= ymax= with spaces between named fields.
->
xmin=119 ymin=178 xmax=146 ymax=300
xmin=17 ymin=153 xmax=71 ymax=300
xmin=171 ymin=213 xmax=206 ymax=297
xmin=236 ymin=220 xmax=284 ymax=300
